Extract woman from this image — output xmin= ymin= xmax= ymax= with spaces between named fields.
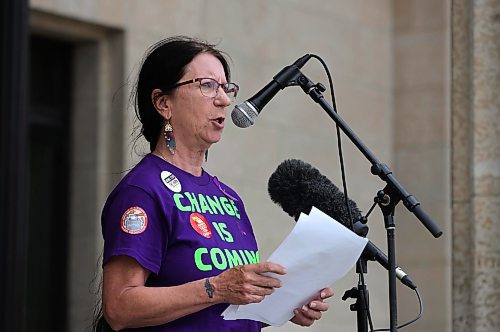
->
xmin=99 ymin=36 xmax=332 ymax=331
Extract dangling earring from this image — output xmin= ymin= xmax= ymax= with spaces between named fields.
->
xmin=164 ymin=121 xmax=176 ymax=154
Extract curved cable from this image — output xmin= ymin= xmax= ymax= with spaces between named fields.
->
xmin=309 ymin=54 xmax=375 ymax=331
xmin=372 ymin=288 xmax=423 ymax=331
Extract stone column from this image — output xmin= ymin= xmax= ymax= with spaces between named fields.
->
xmin=452 ymin=0 xmax=500 ymax=331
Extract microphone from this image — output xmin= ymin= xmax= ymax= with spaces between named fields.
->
xmin=268 ymin=159 xmax=417 ymax=290
xmin=231 ymin=54 xmax=311 ymax=128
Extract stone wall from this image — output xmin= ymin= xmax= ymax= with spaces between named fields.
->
xmin=28 ymin=1 xmax=456 ymax=331
xmin=452 ymin=0 xmax=500 ymax=331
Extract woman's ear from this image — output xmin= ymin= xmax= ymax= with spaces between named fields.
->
xmin=151 ymin=88 xmax=171 ymax=119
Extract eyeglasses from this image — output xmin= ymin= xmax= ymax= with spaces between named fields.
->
xmin=172 ymin=77 xmax=239 ymax=101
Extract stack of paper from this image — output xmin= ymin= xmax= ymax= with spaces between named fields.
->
xmin=222 ymin=207 xmax=368 ymax=326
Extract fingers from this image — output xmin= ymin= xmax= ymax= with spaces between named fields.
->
xmin=248 ymin=262 xmax=287 ymax=275
xmin=290 ymin=303 xmax=324 ymax=327
xmin=237 ymin=282 xmax=276 ymax=298
xmin=290 ymin=288 xmax=334 ymax=327
xmin=318 ymin=287 xmax=334 ymax=300
xmin=291 ymin=308 xmax=316 ymax=327
xmin=238 ymin=262 xmax=286 ymax=288
xmin=212 ymin=262 xmax=286 ymax=305
xmin=306 ymin=287 xmax=333 ymax=313
xmin=308 ymin=300 xmax=329 ymax=312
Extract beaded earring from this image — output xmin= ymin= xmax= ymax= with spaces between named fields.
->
xmin=164 ymin=121 xmax=176 ymax=154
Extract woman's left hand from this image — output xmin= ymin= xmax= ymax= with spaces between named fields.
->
xmin=290 ymin=288 xmax=334 ymax=327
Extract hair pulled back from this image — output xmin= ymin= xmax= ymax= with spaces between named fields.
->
xmin=134 ymin=36 xmax=231 ymax=152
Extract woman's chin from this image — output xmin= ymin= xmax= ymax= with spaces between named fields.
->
xmin=206 ymin=132 xmax=223 ymax=145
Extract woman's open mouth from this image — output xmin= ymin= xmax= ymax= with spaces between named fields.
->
xmin=212 ymin=117 xmax=225 ymax=127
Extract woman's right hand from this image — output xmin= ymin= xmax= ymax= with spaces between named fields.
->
xmin=211 ymin=262 xmax=286 ymax=305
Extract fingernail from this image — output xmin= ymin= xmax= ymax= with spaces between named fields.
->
xmin=310 ymin=302 xmax=317 ymax=308
xmin=302 ymin=305 xmax=308 ymax=312
xmin=321 ymin=292 xmax=326 ymax=298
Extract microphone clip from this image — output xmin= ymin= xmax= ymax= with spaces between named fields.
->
xmin=296 ymin=74 xmax=327 ymax=102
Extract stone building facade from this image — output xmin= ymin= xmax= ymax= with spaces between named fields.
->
xmin=3 ymin=0 xmax=497 ymax=331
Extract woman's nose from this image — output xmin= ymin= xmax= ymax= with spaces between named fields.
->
xmin=214 ymin=87 xmax=232 ymax=107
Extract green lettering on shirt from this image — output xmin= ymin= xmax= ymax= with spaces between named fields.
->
xmin=194 ymin=247 xmax=259 ymax=272
xmin=218 ymin=223 xmax=234 ymax=242
xmin=220 ymin=197 xmax=235 ymax=216
xmin=210 ymin=248 xmax=227 ymax=270
xmin=172 ymin=192 xmax=241 ymax=220
xmin=230 ymin=199 xmax=240 ymax=219
xmin=194 ymin=247 xmax=212 ymax=271
xmin=185 ymin=192 xmax=201 ymax=213
xmin=211 ymin=222 xmax=225 ymax=240
xmin=238 ymin=249 xmax=249 ymax=264
xmin=211 ymin=222 xmax=234 ymax=243
xmin=198 ymin=194 xmax=214 ymax=214
xmin=207 ymin=195 xmax=225 ymax=215
xmin=244 ymin=250 xmax=259 ymax=264
xmin=224 ymin=249 xmax=243 ymax=268
xmin=173 ymin=193 xmax=191 ymax=212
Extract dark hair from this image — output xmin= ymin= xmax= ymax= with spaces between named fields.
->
xmin=134 ymin=36 xmax=231 ymax=152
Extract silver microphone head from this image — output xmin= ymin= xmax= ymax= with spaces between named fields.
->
xmin=231 ymin=101 xmax=259 ymax=128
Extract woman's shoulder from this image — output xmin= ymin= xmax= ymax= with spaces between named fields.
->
xmin=123 ymin=154 xmax=160 ymax=185
xmin=111 ymin=154 xmax=167 ymax=198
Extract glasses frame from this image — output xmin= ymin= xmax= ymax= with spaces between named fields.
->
xmin=171 ymin=77 xmax=239 ymax=100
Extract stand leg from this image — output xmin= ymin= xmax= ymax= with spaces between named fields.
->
xmin=342 ymin=259 xmax=370 ymax=332
xmin=356 ymin=284 xmax=369 ymax=332
xmin=386 ymin=217 xmax=398 ymax=331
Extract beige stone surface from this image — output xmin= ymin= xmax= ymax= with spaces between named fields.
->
xmin=394 ymin=0 xmax=447 ymax=31
xmin=472 ymin=196 xmax=500 ymax=330
xmin=452 ymin=0 xmax=500 ymax=331
xmin=393 ymin=1 xmax=451 ymax=331
xmin=394 ymin=30 xmax=446 ymax=90
xmin=394 ymin=87 xmax=447 ymax=148
xmin=451 ymin=1 xmax=474 ymax=329
xmin=452 ymin=201 xmax=473 ymax=331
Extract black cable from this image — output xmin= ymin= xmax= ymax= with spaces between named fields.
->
xmin=308 ymin=55 xmax=353 ymax=227
xmin=309 ymin=54 xmax=375 ymax=332
xmin=372 ymin=288 xmax=423 ymax=331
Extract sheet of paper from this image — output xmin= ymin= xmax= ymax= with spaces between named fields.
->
xmin=222 ymin=207 xmax=368 ymax=326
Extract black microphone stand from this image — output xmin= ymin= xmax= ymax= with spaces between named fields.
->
xmin=273 ymin=66 xmax=442 ymax=332
xmin=342 ymin=258 xmax=370 ymax=332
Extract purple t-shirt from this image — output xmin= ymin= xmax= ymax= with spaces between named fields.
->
xmin=102 ymin=154 xmax=261 ymax=331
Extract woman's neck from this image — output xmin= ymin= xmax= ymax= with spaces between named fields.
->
xmin=153 ymin=140 xmax=205 ymax=177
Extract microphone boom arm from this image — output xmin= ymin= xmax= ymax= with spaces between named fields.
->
xmin=289 ymin=70 xmax=442 ymax=332
xmin=294 ymin=72 xmax=443 ymax=239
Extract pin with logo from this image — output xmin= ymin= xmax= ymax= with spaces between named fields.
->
xmin=161 ymin=171 xmax=182 ymax=193
xmin=190 ymin=213 xmax=212 ymax=238
xmin=121 ymin=206 xmax=148 ymax=234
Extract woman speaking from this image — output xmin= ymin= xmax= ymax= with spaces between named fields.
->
xmin=98 ymin=36 xmax=332 ymax=331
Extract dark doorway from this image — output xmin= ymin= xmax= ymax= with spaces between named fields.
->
xmin=26 ymin=34 xmax=74 ymax=331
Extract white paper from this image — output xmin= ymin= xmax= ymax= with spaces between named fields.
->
xmin=222 ymin=207 xmax=368 ymax=326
